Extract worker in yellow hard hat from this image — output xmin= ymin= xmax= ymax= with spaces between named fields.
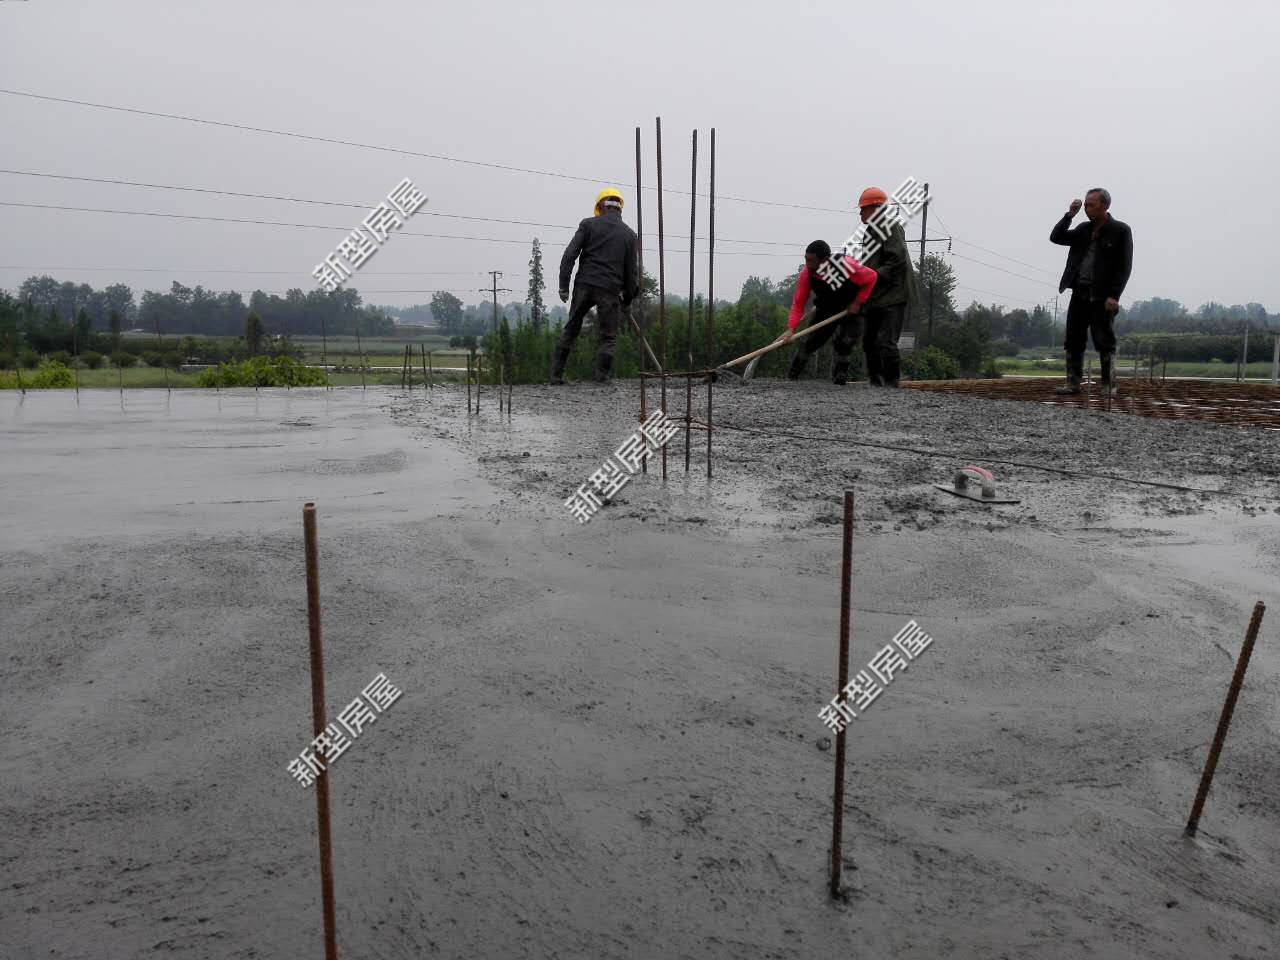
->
xmin=551 ymin=187 xmax=640 ymax=384
xmin=851 ymin=186 xmax=919 ymax=387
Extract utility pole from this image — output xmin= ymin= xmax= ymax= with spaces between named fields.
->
xmin=919 ymin=183 xmax=933 ymax=341
xmin=1240 ymin=321 xmax=1249 ymax=382
xmin=480 ymin=270 xmax=512 ymax=335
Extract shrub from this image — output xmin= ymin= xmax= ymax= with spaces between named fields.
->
xmin=113 ymin=351 xmax=138 ymax=368
xmin=47 ymin=350 xmax=72 ymax=367
xmin=979 ymin=358 xmax=1004 ymax=379
xmin=141 ymin=350 xmax=165 ymax=367
xmin=19 ymin=349 xmax=39 ymax=369
xmin=910 ymin=346 xmax=961 ymax=381
xmin=990 ymin=338 xmax=1020 ymax=357
xmin=10 ymin=359 xmax=77 ymax=388
xmin=196 ymin=355 xmax=329 ymax=388
xmin=81 ymin=350 xmax=105 ymax=370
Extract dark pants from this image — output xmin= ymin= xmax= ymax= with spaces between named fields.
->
xmin=791 ymin=308 xmax=862 ymax=379
xmin=863 ymin=301 xmax=905 ymax=384
xmin=553 ymin=283 xmax=622 ymax=377
xmin=1064 ymin=287 xmax=1117 ymax=360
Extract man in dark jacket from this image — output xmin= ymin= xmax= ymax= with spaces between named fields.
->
xmin=552 ymin=188 xmax=640 ymax=384
xmin=854 ymin=187 xmax=919 ymax=387
xmin=1050 ymin=188 xmax=1133 ymax=395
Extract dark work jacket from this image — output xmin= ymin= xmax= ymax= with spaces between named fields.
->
xmin=861 ymin=222 xmax=919 ymax=309
xmin=559 ymin=209 xmax=640 ymax=304
xmin=1050 ymin=212 xmax=1133 ymax=299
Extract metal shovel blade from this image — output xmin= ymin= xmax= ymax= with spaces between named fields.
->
xmin=742 ymin=355 xmax=762 ymax=381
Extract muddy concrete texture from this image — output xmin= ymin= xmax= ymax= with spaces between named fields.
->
xmin=2 ymin=381 xmax=1278 ymax=960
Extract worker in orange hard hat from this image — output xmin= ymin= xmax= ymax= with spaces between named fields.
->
xmin=851 ymin=186 xmax=919 ymax=387
xmin=552 ymin=188 xmax=640 ymax=384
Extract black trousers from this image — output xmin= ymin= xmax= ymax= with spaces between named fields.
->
xmin=1064 ymin=287 xmax=1117 ymax=359
xmin=556 ymin=283 xmax=622 ymax=364
xmin=863 ymin=301 xmax=905 ymax=383
xmin=797 ymin=309 xmax=862 ymax=361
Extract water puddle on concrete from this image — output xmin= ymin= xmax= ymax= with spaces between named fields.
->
xmin=1 ymin=388 xmax=498 ymax=549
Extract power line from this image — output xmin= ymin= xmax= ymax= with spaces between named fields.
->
xmin=0 ymin=88 xmax=852 ymax=215
xmin=0 ymin=200 xmax=811 ymax=257
xmin=0 ymin=265 xmax=526 ymax=276
xmin=928 ymin=200 xmax=1059 ymax=279
xmin=0 ymin=168 xmax=809 ymax=248
xmin=947 ymin=251 xmax=1055 ymax=286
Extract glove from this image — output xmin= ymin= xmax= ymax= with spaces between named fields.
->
xmin=559 ymin=288 xmax=569 ymax=304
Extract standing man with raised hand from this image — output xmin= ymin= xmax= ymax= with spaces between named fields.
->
xmin=781 ymin=240 xmax=878 ymax=385
xmin=1050 ymin=188 xmax=1133 ymax=395
xmin=854 ymin=187 xmax=919 ymax=387
xmin=550 ymin=188 xmax=640 ymax=385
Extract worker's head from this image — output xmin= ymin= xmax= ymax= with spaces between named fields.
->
xmin=857 ymin=187 xmax=888 ymax=224
xmin=594 ymin=188 xmax=625 ymax=216
xmin=803 ymin=239 xmax=832 ymax=272
xmin=1084 ymin=188 xmax=1111 ymax=223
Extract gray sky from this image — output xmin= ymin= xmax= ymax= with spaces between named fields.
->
xmin=2 ymin=0 xmax=1276 ymax=317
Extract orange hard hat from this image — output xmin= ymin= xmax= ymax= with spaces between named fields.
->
xmin=858 ymin=187 xmax=888 ymax=209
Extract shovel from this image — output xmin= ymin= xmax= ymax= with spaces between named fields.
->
xmin=720 ymin=307 xmax=847 ymax=381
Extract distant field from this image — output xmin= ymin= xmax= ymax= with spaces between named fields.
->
xmin=994 ymin=356 xmax=1277 ymax=379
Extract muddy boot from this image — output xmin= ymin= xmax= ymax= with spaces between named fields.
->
xmin=1055 ymin=354 xmax=1083 ymax=395
xmin=786 ymin=353 xmax=808 ymax=381
xmin=1100 ymin=351 xmax=1119 ymax=398
xmin=831 ymin=358 xmax=851 ymax=386
xmin=592 ymin=353 xmax=614 ymax=383
xmin=549 ymin=345 xmax=571 ymax=385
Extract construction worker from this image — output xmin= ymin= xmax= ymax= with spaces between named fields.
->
xmin=1050 ymin=188 xmax=1133 ymax=395
xmin=551 ymin=188 xmax=640 ymax=384
xmin=854 ymin=187 xmax=919 ymax=387
xmin=781 ymin=240 xmax=878 ymax=384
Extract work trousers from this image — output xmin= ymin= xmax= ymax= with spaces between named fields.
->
xmin=863 ymin=301 xmax=905 ymax=384
xmin=556 ymin=283 xmax=623 ymax=369
xmin=797 ymin=310 xmax=862 ymax=362
xmin=1064 ymin=286 xmax=1117 ymax=360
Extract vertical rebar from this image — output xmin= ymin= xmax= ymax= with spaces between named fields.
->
xmin=401 ymin=346 xmax=408 ymax=390
xmin=466 ymin=352 xmax=472 ymax=412
xmin=830 ymin=488 xmax=854 ymax=898
xmin=302 ymin=503 xmax=339 ymax=960
xmin=686 ymin=129 xmax=696 ymax=474
xmin=420 ymin=344 xmax=428 ymax=393
xmin=475 ymin=349 xmax=481 ymax=414
xmin=656 ymin=116 xmax=668 ymax=481
xmin=636 ymin=125 xmax=648 ymax=477
xmin=706 ymin=127 xmax=715 ymax=480
xmin=354 ymin=317 xmax=367 ymax=391
xmin=1185 ymin=601 xmax=1266 ymax=836
xmin=10 ymin=331 xmax=25 ymax=395
xmin=427 ymin=349 xmax=433 ymax=390
xmin=320 ymin=313 xmax=329 ymax=388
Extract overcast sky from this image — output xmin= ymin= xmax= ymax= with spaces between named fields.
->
xmin=2 ymin=0 xmax=1276 ymax=319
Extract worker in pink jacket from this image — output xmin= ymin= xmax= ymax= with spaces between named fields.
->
xmin=781 ymin=240 xmax=878 ymax=384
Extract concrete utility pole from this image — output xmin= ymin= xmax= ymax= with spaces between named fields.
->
xmin=1271 ymin=331 xmax=1279 ymax=386
xmin=919 ymin=183 xmax=932 ymax=341
xmin=481 ymin=271 xmax=512 ymax=334
xmin=1240 ymin=322 xmax=1249 ymax=382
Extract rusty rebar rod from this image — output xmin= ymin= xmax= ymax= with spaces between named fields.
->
xmin=686 ymin=129 xmax=697 ymax=474
xmin=426 ymin=348 xmax=433 ymax=390
xmin=831 ymin=488 xmax=854 ymax=898
xmin=706 ymin=127 xmax=715 ymax=481
xmin=656 ymin=116 xmax=668 ymax=481
xmin=1185 ymin=600 xmax=1266 ymax=836
xmin=466 ymin=352 xmax=472 ymax=412
xmin=420 ymin=344 xmax=429 ymax=393
xmin=303 ymin=504 xmax=339 ymax=960
xmin=636 ymin=124 xmax=648 ymax=477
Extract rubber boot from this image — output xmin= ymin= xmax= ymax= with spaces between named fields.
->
xmin=549 ymin=345 xmax=571 ymax=385
xmin=831 ymin=357 xmax=851 ymax=386
xmin=592 ymin=353 xmax=614 ymax=383
xmin=1100 ymin=351 xmax=1119 ymax=398
xmin=1055 ymin=354 xmax=1083 ymax=395
xmin=881 ymin=352 xmax=901 ymax=388
xmin=786 ymin=353 xmax=808 ymax=381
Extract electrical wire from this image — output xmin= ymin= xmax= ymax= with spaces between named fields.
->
xmin=0 ymin=88 xmax=852 ymax=215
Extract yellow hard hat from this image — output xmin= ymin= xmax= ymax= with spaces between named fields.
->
xmin=594 ymin=188 xmax=624 ymax=215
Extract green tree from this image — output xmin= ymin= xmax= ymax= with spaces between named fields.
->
xmin=527 ymin=238 xmax=546 ymax=333
xmin=910 ymin=253 xmax=958 ymax=336
xmin=244 ymin=311 xmax=265 ymax=355
xmin=431 ymin=291 xmax=464 ymax=334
